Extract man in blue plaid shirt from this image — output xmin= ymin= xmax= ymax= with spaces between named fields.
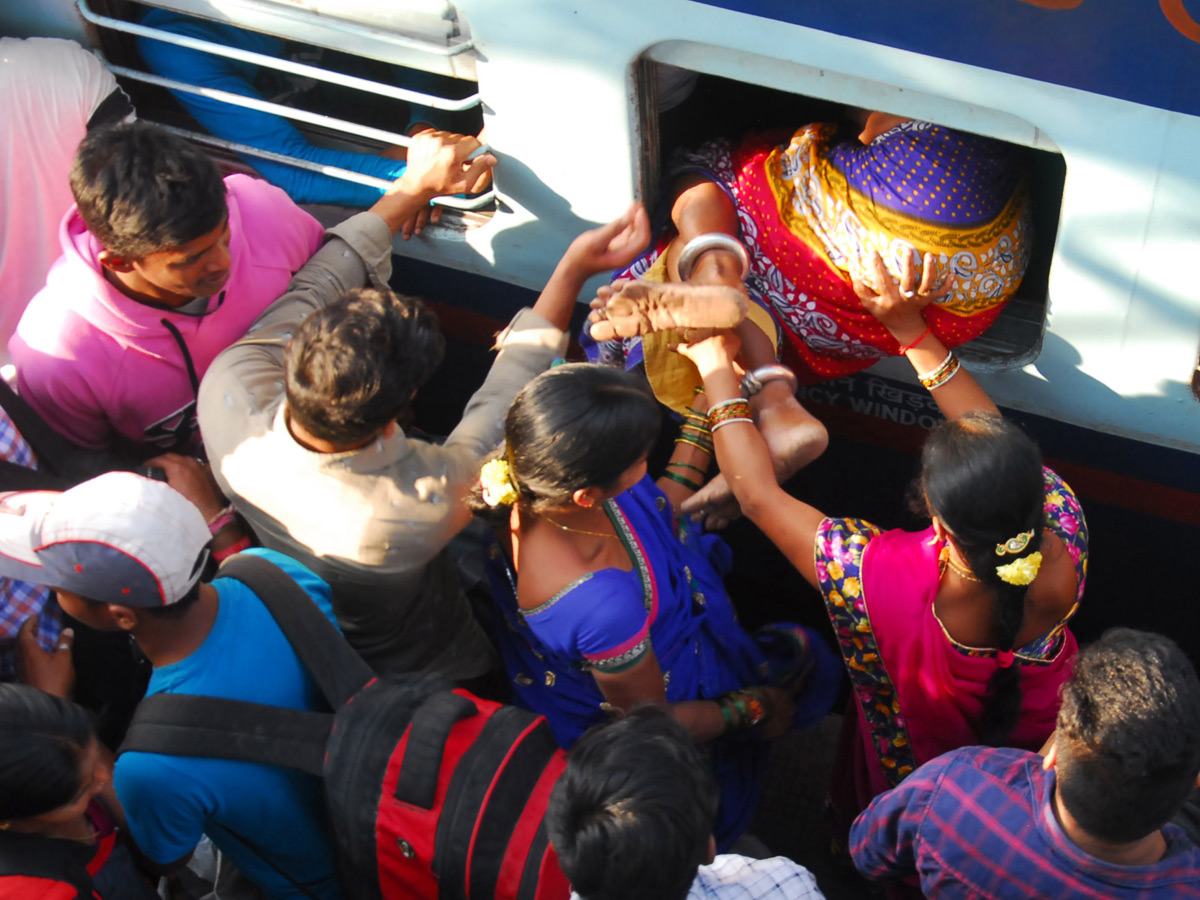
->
xmin=851 ymin=628 xmax=1200 ymax=899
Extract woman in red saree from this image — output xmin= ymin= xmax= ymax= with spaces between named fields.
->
xmin=676 ymin=251 xmax=1087 ymax=863
xmin=585 ymin=113 xmax=1032 ymax=526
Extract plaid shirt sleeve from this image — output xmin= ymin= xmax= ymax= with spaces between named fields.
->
xmin=849 ymin=754 xmax=953 ymax=882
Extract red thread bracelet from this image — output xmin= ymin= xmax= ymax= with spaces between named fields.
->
xmin=212 ymin=535 xmax=252 ymax=563
xmin=897 ymin=326 xmax=931 ymax=354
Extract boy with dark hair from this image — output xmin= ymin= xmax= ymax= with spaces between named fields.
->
xmin=851 ymin=627 xmax=1200 ymax=898
xmin=200 ymin=134 xmax=648 ymax=680
xmin=546 ymin=707 xmax=823 ymax=900
xmin=283 ymin=287 xmax=445 ymax=447
xmin=0 ymin=470 xmax=343 ymax=900
xmin=10 ymin=121 xmax=324 ymax=453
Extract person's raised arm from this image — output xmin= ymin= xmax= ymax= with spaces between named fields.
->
xmin=855 ymin=251 xmax=999 ymax=420
xmin=528 ymin=203 xmax=651 ymax=333
xmin=676 ymin=333 xmax=827 ymax=588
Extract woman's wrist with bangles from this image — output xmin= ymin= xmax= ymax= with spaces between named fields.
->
xmin=917 ymin=350 xmax=961 ymax=391
xmin=707 ymin=397 xmax=753 ymax=433
xmin=715 ymin=686 xmax=774 ymax=736
xmin=676 ymin=399 xmax=714 ymax=455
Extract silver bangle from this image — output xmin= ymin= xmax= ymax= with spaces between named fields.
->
xmin=676 ymin=233 xmax=751 ymax=282
xmin=711 ymin=417 xmax=755 ymax=433
xmin=740 ymin=365 xmax=798 ymax=398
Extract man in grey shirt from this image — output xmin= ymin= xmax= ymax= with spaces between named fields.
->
xmin=199 ymin=132 xmax=649 ymax=680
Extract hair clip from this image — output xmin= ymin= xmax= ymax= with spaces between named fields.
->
xmin=995 ymin=529 xmax=1034 ymax=557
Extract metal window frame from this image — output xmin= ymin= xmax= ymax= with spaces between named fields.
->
xmin=80 ymin=0 xmax=493 ymax=208
xmin=77 ymin=0 xmax=480 ymax=108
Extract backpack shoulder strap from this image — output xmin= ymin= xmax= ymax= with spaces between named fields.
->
xmin=117 ymin=554 xmax=371 ymax=775
xmin=119 ymin=693 xmax=329 ymax=776
xmin=217 ymin=553 xmax=374 ymax=708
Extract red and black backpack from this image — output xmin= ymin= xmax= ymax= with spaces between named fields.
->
xmin=0 ymin=831 xmax=99 ymax=900
xmin=118 ymin=554 xmax=570 ymax=900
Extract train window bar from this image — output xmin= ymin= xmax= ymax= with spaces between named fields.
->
xmin=80 ymin=0 xmax=492 ymax=207
xmin=76 ymin=0 xmax=480 ymax=110
xmin=153 ymin=124 xmax=494 ymax=211
xmin=78 ymin=0 xmax=476 ymax=60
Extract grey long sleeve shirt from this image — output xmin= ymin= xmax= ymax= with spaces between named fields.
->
xmin=199 ymin=210 xmax=566 ymax=678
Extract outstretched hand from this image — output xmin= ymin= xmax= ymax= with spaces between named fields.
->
xmin=400 ymin=130 xmax=496 ymax=198
xmin=674 ymin=330 xmax=742 ymax=379
xmin=853 ymin=250 xmax=952 ymax=345
xmin=564 ymin=203 xmax=651 ymax=278
xmin=383 ymin=131 xmax=497 ymax=239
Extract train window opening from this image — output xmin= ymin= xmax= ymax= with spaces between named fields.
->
xmin=82 ymin=0 xmax=492 ymax=224
xmin=637 ymin=60 xmax=1066 ymax=372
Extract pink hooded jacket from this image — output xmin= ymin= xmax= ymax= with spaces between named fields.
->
xmin=10 ymin=174 xmax=323 ymax=451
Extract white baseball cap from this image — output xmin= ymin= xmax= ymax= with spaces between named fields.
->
xmin=0 ymin=472 xmax=211 ymax=607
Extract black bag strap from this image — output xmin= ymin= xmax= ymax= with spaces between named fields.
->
xmin=391 ymin=691 xmax=479 ymax=809
xmin=119 ymin=554 xmax=373 ymax=776
xmin=217 ymin=554 xmax=374 ymax=708
xmin=120 ymin=694 xmax=331 ymax=777
xmin=0 ymin=832 xmax=94 ymax=899
xmin=467 ymin=717 xmax=561 ymax=900
xmin=432 ymin=705 xmax=549 ymax=900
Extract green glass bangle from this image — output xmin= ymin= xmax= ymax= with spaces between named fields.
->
xmin=676 ymin=434 xmax=710 ymax=451
xmin=719 ymin=701 xmax=735 ymax=732
xmin=667 ymin=460 xmax=708 ymax=476
xmin=731 ymin=697 xmax=749 ymax=726
xmin=674 ymin=437 xmax=713 ymax=455
xmin=661 ymin=470 xmax=702 ymax=492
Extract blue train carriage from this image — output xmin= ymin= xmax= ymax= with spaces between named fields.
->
xmin=5 ymin=0 xmax=1200 ymax=651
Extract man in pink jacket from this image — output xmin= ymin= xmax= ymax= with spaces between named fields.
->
xmin=9 ymin=121 xmax=323 ymax=454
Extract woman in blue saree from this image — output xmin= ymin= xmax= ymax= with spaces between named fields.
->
xmin=474 ymin=364 xmax=840 ymax=848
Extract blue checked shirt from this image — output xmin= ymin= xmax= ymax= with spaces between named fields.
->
xmin=852 ymin=746 xmax=1200 ymax=899
xmin=0 ymin=408 xmax=59 ymax=679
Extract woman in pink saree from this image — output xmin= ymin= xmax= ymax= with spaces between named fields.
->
xmin=676 ymin=251 xmax=1088 ymax=856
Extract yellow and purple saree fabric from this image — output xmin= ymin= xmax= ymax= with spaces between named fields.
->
xmin=592 ymin=122 xmax=1031 ymax=385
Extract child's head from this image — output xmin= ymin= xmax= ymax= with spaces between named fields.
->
xmin=484 ymin=364 xmax=659 ymax=513
xmin=1055 ymin=628 xmax=1200 ymax=843
xmin=546 ymin=707 xmax=718 ymax=900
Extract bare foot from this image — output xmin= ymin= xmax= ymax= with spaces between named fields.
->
xmin=681 ymin=385 xmax=828 ymax=529
xmin=588 ymin=281 xmax=748 ymax=343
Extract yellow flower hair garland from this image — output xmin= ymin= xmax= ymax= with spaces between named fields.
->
xmin=995 ymin=551 xmax=1042 ymax=585
xmin=479 ymin=458 xmax=519 ymax=508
